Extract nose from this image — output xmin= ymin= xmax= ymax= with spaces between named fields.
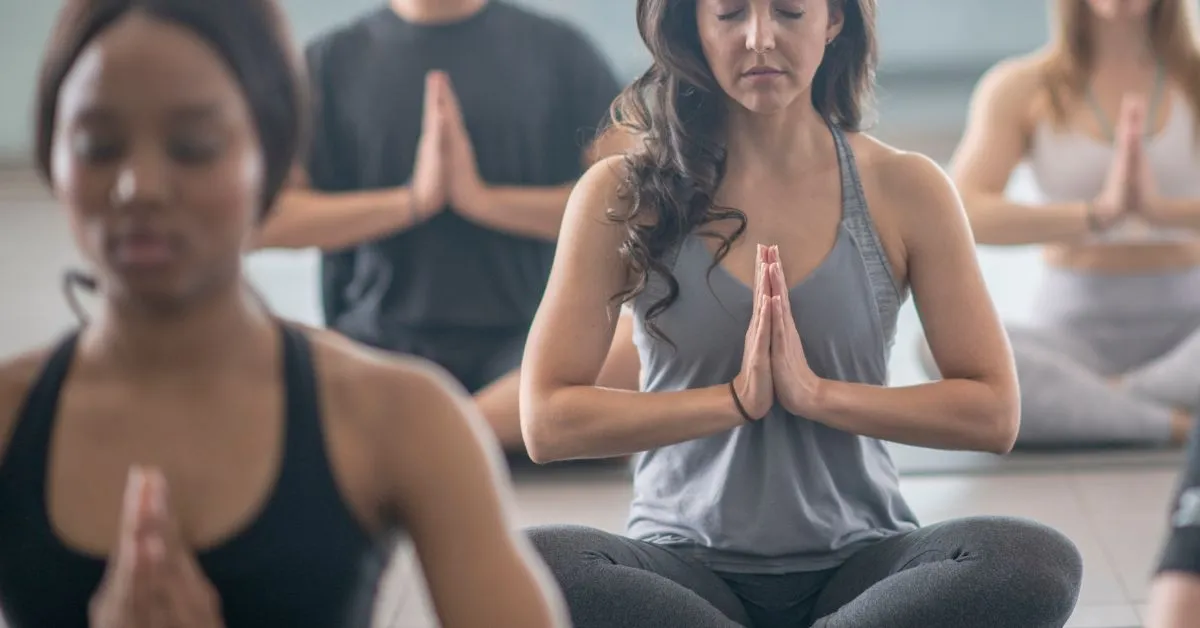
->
xmin=746 ymin=8 xmax=776 ymax=54
xmin=110 ymin=145 xmax=168 ymax=210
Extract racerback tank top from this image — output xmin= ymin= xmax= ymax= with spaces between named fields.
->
xmin=0 ymin=324 xmax=392 ymax=627
xmin=626 ymin=123 xmax=920 ymax=574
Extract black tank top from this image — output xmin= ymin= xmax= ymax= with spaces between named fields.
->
xmin=0 ymin=324 xmax=391 ymax=627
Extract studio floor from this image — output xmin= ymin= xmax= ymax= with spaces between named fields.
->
xmin=0 ymin=163 xmax=1183 ymax=627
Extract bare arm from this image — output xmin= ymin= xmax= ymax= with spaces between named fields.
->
xmin=460 ymin=184 xmax=576 ymax=241
xmin=1147 ymin=198 xmax=1200 ymax=231
xmin=1145 ymin=425 xmax=1200 ymax=627
xmin=1146 ymin=574 xmax=1200 ymax=628
xmin=458 ymin=126 xmax=637 ymax=242
xmin=257 ymin=185 xmax=418 ymax=251
xmin=519 ymin=157 xmax=745 ymax=463
xmin=807 ymin=154 xmax=1019 ymax=453
xmin=379 ymin=360 xmax=568 ymax=628
xmin=950 ymin=58 xmax=1092 ymax=246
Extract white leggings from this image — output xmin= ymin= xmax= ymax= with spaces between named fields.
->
xmin=920 ymin=265 xmax=1200 ymax=447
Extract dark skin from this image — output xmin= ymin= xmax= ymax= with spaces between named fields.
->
xmin=0 ymin=12 xmax=566 ymax=628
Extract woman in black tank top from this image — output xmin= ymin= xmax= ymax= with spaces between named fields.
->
xmin=0 ymin=1 xmax=566 ymax=627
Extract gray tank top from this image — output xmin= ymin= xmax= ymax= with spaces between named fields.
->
xmin=627 ymin=124 xmax=919 ymax=574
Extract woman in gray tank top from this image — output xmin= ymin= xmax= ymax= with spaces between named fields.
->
xmin=519 ymin=0 xmax=1082 ymax=626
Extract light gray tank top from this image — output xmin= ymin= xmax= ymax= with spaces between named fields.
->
xmin=627 ymin=124 xmax=919 ymax=574
xmin=1028 ymin=89 xmax=1200 ymax=244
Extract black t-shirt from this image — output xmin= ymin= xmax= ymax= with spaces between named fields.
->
xmin=1159 ymin=425 xmax=1200 ymax=576
xmin=304 ymin=2 xmax=621 ymax=344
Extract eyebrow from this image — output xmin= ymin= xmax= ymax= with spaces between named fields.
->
xmin=167 ymin=103 xmax=224 ymax=124
xmin=72 ymin=106 xmax=119 ymax=127
xmin=70 ymin=102 xmax=224 ymax=126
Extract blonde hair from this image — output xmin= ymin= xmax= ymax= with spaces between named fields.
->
xmin=1041 ymin=0 xmax=1200 ymax=130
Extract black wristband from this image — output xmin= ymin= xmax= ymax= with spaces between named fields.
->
xmin=729 ymin=381 xmax=754 ymax=422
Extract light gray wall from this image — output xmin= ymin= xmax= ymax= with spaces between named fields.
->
xmin=0 ymin=0 xmax=1050 ymax=161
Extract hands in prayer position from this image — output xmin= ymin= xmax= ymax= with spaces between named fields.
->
xmin=409 ymin=70 xmax=493 ymax=223
xmin=1091 ymin=94 xmax=1160 ymax=230
xmin=89 ymin=467 xmax=224 ymax=628
xmin=732 ymin=244 xmax=825 ymax=420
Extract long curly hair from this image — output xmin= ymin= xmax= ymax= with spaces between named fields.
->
xmin=607 ymin=0 xmax=878 ymax=343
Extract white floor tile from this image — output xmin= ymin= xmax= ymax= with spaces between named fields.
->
xmin=1066 ymin=604 xmax=1144 ymax=628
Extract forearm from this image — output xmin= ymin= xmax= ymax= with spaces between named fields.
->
xmin=523 ymin=384 xmax=744 ymax=462
xmin=806 ymin=377 xmax=1018 ymax=454
xmin=963 ymin=193 xmax=1091 ymax=245
xmin=1146 ymin=573 xmax=1200 ymax=628
xmin=462 ymin=184 xmax=574 ymax=241
xmin=1149 ymin=198 xmax=1200 ymax=231
xmin=257 ymin=187 xmax=417 ymax=251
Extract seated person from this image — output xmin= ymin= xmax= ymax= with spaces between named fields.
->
xmin=918 ymin=0 xmax=1200 ymax=448
xmin=257 ymin=0 xmax=632 ymax=453
xmin=519 ymin=0 xmax=1084 ymax=625
xmin=0 ymin=1 xmax=568 ymax=626
xmin=1145 ymin=424 xmax=1200 ymax=627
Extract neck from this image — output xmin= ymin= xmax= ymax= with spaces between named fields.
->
xmin=82 ymin=283 xmax=276 ymax=375
xmin=1088 ymin=14 xmax=1155 ymax=68
xmin=723 ymin=98 xmax=832 ymax=177
xmin=389 ymin=0 xmax=488 ymax=24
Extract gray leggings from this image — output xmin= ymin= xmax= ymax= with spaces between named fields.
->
xmin=528 ymin=516 xmax=1081 ymax=628
xmin=919 ymin=266 xmax=1200 ymax=447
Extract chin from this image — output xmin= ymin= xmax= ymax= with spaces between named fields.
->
xmin=107 ymin=273 xmax=215 ymax=315
xmin=731 ymin=91 xmax=802 ymax=115
xmin=1089 ymin=0 xmax=1154 ymax=19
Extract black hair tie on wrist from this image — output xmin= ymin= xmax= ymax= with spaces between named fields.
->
xmin=729 ymin=380 xmax=754 ymax=422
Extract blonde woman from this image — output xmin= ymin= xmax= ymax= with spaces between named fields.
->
xmin=919 ymin=0 xmax=1200 ymax=447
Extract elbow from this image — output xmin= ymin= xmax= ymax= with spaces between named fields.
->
xmin=982 ymin=387 xmax=1020 ymax=454
xmin=519 ymin=387 xmax=572 ymax=465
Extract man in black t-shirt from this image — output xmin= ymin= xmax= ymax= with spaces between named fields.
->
xmin=259 ymin=0 xmax=639 ymax=453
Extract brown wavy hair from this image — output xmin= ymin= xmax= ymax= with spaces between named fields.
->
xmin=1042 ymin=0 xmax=1200 ymax=132
xmin=606 ymin=0 xmax=878 ymax=343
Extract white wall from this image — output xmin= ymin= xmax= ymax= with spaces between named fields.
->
xmin=0 ymin=0 xmax=1053 ymax=161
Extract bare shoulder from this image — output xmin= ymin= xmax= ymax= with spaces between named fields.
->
xmin=571 ymin=154 xmax=634 ymax=219
xmin=970 ymin=51 xmax=1052 ymax=123
xmin=851 ymin=136 xmax=960 ymax=218
xmin=978 ymin=52 xmax=1049 ymax=94
xmin=0 ymin=347 xmax=57 ymax=463
xmin=300 ymin=325 xmax=491 ymax=463
xmin=303 ymin=324 xmax=471 ymax=423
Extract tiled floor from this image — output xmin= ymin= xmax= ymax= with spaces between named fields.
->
xmin=0 ymin=168 xmax=1181 ymax=628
